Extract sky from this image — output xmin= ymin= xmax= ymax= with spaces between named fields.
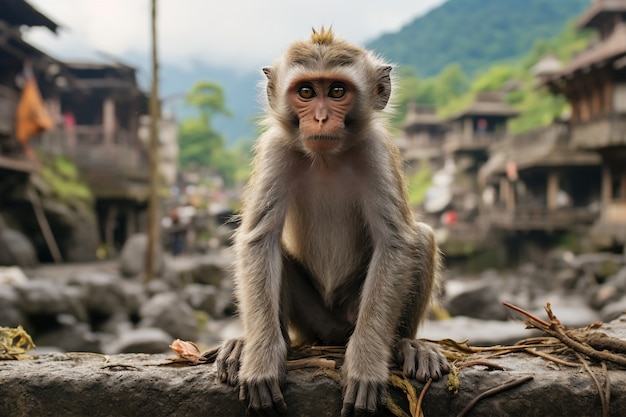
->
xmin=24 ymin=0 xmax=447 ymax=74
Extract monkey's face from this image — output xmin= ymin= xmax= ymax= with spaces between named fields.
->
xmin=287 ymin=76 xmax=355 ymax=152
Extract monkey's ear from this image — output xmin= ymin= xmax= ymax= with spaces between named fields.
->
xmin=263 ymin=67 xmax=277 ymax=110
xmin=374 ymin=65 xmax=392 ymax=111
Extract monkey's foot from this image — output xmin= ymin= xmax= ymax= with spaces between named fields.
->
xmin=215 ymin=338 xmax=244 ymax=387
xmin=395 ymin=338 xmax=450 ymax=382
xmin=239 ymin=377 xmax=287 ymax=416
xmin=341 ymin=377 xmax=388 ymax=417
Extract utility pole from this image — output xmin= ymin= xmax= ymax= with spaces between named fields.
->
xmin=145 ymin=0 xmax=160 ymax=283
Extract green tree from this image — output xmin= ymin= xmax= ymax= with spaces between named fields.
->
xmin=433 ymin=64 xmax=469 ymax=105
xmin=178 ymin=81 xmax=235 ymax=182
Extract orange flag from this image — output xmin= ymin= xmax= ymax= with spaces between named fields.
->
xmin=16 ymin=77 xmax=54 ymax=145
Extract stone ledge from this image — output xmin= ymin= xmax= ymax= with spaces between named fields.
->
xmin=2 ymin=318 xmax=626 ymax=416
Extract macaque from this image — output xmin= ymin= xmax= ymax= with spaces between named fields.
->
xmin=215 ymin=28 xmax=449 ymax=416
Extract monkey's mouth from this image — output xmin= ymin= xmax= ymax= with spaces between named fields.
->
xmin=305 ymin=134 xmax=340 ymax=142
xmin=302 ymin=134 xmax=341 ymax=152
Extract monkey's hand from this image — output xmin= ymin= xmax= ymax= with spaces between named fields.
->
xmin=395 ymin=338 xmax=450 ymax=382
xmin=216 ymin=337 xmax=288 ymax=414
xmin=215 ymin=338 xmax=244 ymax=387
xmin=341 ymin=343 xmax=389 ymax=417
xmin=341 ymin=376 xmax=388 ymax=417
xmin=238 ymin=375 xmax=287 ymax=416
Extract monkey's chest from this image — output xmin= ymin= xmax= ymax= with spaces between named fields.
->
xmin=282 ymin=181 xmax=370 ymax=299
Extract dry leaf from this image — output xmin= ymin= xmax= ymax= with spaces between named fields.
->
xmin=169 ymin=339 xmax=205 ymax=364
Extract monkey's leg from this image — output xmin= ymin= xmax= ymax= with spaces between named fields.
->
xmin=284 ymin=256 xmax=354 ymax=346
xmin=394 ymin=222 xmax=449 ymax=382
xmin=341 ymin=222 xmax=448 ymax=417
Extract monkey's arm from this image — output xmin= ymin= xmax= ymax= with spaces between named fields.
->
xmin=341 ymin=228 xmax=416 ymax=416
xmin=341 ymin=148 xmax=426 ymax=416
xmin=231 ymin=137 xmax=290 ymax=414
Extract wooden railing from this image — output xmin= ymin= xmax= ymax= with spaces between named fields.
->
xmin=444 ymin=131 xmax=507 ymax=153
xmin=487 ymin=205 xmax=599 ymax=231
xmin=571 ymin=115 xmax=626 ymax=149
xmin=32 ymin=126 xmax=149 ymax=173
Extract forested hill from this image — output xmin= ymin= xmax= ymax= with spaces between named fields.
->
xmin=367 ymin=0 xmax=589 ymax=77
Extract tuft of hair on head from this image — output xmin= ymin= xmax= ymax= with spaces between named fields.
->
xmin=310 ymin=27 xmax=334 ymax=45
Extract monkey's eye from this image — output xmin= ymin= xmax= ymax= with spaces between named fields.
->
xmin=328 ymin=83 xmax=347 ymax=99
xmin=297 ymin=84 xmax=316 ymax=100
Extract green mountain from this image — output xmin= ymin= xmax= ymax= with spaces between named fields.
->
xmin=366 ymin=0 xmax=590 ymax=77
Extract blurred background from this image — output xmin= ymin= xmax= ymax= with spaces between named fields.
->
xmin=2 ymin=0 xmax=626 ymax=354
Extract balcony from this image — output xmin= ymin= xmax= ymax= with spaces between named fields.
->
xmin=571 ymin=114 xmax=626 ymax=150
xmin=32 ymin=126 xmax=150 ymax=201
xmin=488 ymin=204 xmax=599 ymax=231
xmin=444 ymin=131 xmax=507 ymax=154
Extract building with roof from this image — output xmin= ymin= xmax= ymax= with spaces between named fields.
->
xmin=540 ymin=0 xmax=626 ymax=249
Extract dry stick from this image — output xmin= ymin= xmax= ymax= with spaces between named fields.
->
xmin=457 ymin=360 xmax=504 ymax=371
xmin=505 ymin=302 xmax=626 ymax=367
xmin=456 ymin=376 xmax=534 ymax=417
xmin=415 ymin=378 xmax=432 ymax=417
xmin=602 ymin=362 xmax=611 ymax=416
xmin=543 ymin=321 xmax=626 ymax=366
xmin=523 ymin=347 xmax=581 ymax=367
xmin=502 ymin=301 xmax=550 ymax=327
xmin=285 ymin=357 xmax=336 ymax=370
xmin=574 ymin=351 xmax=609 ymax=417
xmin=579 ymin=331 xmax=626 ymax=354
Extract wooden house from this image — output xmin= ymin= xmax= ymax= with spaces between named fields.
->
xmin=479 ymin=122 xmax=601 ymax=232
xmin=541 ymin=0 xmax=626 ymax=248
xmin=444 ymin=91 xmax=519 ymax=162
xmin=443 ymin=92 xmax=518 ymax=224
xmin=33 ymin=61 xmax=152 ymax=254
xmin=0 ymin=0 xmax=169 ymax=260
xmin=0 ymin=0 xmax=59 ymax=174
xmin=396 ymin=104 xmax=446 ymax=172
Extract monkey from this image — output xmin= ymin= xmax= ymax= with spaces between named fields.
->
xmin=215 ymin=28 xmax=449 ymax=416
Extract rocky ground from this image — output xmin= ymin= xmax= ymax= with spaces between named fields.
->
xmin=2 ymin=316 xmax=626 ymax=417
xmin=1 ymin=235 xmax=626 ymax=355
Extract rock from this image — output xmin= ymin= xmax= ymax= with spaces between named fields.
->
xmin=600 ymin=296 xmax=626 ymax=322
xmin=446 ymin=280 xmax=509 ymax=321
xmin=69 ymin=272 xmax=127 ymax=317
xmin=0 ymin=227 xmax=38 ymax=267
xmin=38 ymin=198 xmax=99 ymax=263
xmin=3 ymin=316 xmax=626 ymax=416
xmin=138 ymin=292 xmax=198 ymax=341
xmin=554 ymin=267 xmax=580 ymax=291
xmin=119 ymin=234 xmax=163 ymax=278
xmin=191 ymin=252 xmax=232 ymax=287
xmin=0 ymin=266 xmax=28 ymax=285
xmin=571 ymin=252 xmax=625 ymax=281
xmin=14 ymin=280 xmax=88 ymax=323
xmin=591 ymin=284 xmax=621 ymax=310
xmin=118 ymin=281 xmax=148 ymax=318
xmin=34 ymin=314 xmax=101 ymax=352
xmin=592 ymin=266 xmax=626 ymax=310
xmin=145 ymin=279 xmax=171 ymax=296
xmin=98 ymin=313 xmax=134 ymax=335
xmin=0 ymin=285 xmax=28 ymax=328
xmin=183 ymin=284 xmax=218 ymax=316
xmin=105 ymin=327 xmax=172 ymax=354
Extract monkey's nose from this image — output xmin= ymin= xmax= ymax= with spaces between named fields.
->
xmin=315 ymin=107 xmax=328 ymax=124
